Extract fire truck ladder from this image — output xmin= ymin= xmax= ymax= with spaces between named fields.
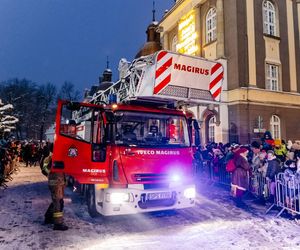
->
xmin=89 ymin=50 xmax=224 ymax=108
xmin=90 ymin=54 xmax=156 ymax=105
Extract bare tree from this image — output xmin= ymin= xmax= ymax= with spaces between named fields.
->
xmin=36 ymin=82 xmax=57 ymax=142
xmin=58 ymin=81 xmax=81 ymax=101
xmin=0 ymin=79 xmax=57 ymax=140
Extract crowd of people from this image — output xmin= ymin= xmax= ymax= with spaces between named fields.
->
xmin=195 ymin=131 xmax=300 ymax=213
xmin=0 ymin=138 xmax=51 ymax=188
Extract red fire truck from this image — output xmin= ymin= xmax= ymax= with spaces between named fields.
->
xmin=52 ymin=51 xmax=224 ymax=216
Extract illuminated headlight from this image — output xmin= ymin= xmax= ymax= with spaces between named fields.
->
xmin=184 ymin=187 xmax=196 ymax=199
xmin=171 ymin=174 xmax=181 ymax=182
xmin=107 ymin=193 xmax=130 ymax=204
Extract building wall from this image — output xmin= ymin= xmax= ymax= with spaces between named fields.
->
xmin=159 ymin=0 xmax=300 ymax=144
xmin=229 ymin=103 xmax=300 ymax=143
xmin=223 ymin=0 xmax=240 ymax=89
xmin=294 ymin=1 xmax=300 ymax=92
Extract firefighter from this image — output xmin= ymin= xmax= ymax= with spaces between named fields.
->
xmin=42 ymin=144 xmax=68 ymax=231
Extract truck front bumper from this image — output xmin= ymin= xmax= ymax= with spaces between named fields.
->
xmin=95 ymin=184 xmax=196 ymax=216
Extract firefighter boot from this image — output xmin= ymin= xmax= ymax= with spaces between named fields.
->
xmin=44 ymin=203 xmax=54 ymax=224
xmin=53 ymin=223 xmax=68 ymax=231
xmin=53 ymin=211 xmax=68 ymax=231
xmin=44 ymin=217 xmax=54 ymax=224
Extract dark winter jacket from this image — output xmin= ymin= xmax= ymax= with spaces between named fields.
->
xmin=266 ymin=158 xmax=281 ymax=182
xmin=232 ymin=155 xmax=250 ymax=190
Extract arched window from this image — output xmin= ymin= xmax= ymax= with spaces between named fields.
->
xmin=171 ymin=35 xmax=178 ymax=52
xmin=270 ymin=115 xmax=281 ymax=139
xmin=263 ymin=0 xmax=277 ymax=36
xmin=208 ymin=116 xmax=216 ymax=142
xmin=206 ymin=8 xmax=217 ymax=43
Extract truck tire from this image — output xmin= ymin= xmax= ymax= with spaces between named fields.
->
xmin=87 ymin=184 xmax=99 ymax=218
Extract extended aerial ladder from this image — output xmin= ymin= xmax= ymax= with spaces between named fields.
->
xmin=89 ymin=50 xmax=224 ymax=107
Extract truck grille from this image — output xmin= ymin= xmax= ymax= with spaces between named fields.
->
xmin=133 ymin=173 xmax=168 ymax=182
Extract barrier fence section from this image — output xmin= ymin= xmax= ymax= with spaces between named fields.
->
xmin=198 ymin=159 xmax=300 ymax=217
xmin=196 ymin=159 xmax=270 ymax=200
xmin=266 ymin=172 xmax=300 ymax=217
xmin=250 ymin=171 xmax=268 ymax=199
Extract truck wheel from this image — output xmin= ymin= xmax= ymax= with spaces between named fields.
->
xmin=87 ymin=184 xmax=99 ymax=218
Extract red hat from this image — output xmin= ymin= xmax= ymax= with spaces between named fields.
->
xmin=236 ymin=147 xmax=248 ymax=155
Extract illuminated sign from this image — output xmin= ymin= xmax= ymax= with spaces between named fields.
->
xmin=176 ymin=10 xmax=198 ymax=55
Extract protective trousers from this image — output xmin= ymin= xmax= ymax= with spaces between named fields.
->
xmin=45 ymin=172 xmax=65 ymax=225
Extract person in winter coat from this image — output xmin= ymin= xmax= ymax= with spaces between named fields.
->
xmin=231 ymin=147 xmax=250 ymax=206
xmin=295 ymin=151 xmax=300 ymax=170
xmin=251 ymin=141 xmax=261 ymax=172
xmin=250 ymin=141 xmax=263 ymax=197
xmin=266 ymin=150 xmax=281 ymax=202
xmin=283 ymin=160 xmax=300 ymax=212
xmin=261 ymin=131 xmax=274 ymax=151
xmin=274 ymin=140 xmax=287 ymax=163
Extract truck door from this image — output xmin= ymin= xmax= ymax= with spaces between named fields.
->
xmin=51 ymin=100 xmax=109 ymax=184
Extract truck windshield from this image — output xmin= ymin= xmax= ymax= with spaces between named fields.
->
xmin=114 ymin=111 xmax=190 ymax=147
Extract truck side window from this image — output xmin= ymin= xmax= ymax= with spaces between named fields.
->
xmin=59 ymin=104 xmax=93 ymax=143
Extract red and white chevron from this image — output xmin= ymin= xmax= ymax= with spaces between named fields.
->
xmin=154 ymin=51 xmax=173 ymax=94
xmin=209 ymin=63 xmax=224 ymax=101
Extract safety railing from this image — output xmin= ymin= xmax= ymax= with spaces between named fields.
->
xmin=266 ymin=172 xmax=300 ymax=217
xmin=250 ymin=171 xmax=268 ymax=199
xmin=196 ymin=159 xmax=271 ymax=200
xmin=200 ymin=159 xmax=300 ymax=217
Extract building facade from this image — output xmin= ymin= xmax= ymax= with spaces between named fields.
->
xmin=158 ymin=0 xmax=300 ymax=144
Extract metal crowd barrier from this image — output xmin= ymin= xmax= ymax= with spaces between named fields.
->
xmin=266 ymin=172 xmax=300 ymax=217
xmin=197 ymin=159 xmax=300 ymax=218
xmin=196 ymin=159 xmax=231 ymax=186
xmin=250 ymin=172 xmax=269 ymax=199
xmin=209 ymin=161 xmax=231 ymax=186
xmin=197 ymin=159 xmax=271 ymax=200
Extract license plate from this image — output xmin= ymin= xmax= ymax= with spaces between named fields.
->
xmin=147 ymin=192 xmax=172 ymax=200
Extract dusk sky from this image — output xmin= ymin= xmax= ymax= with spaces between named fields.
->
xmin=0 ymin=0 xmax=174 ymax=93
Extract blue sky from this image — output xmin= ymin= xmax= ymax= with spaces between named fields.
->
xmin=0 ymin=0 xmax=174 ymax=92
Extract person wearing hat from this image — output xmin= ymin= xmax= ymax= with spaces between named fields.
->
xmin=251 ymin=141 xmax=261 ymax=172
xmin=224 ymin=143 xmax=240 ymax=163
xmin=231 ymin=147 xmax=250 ymax=207
xmin=261 ymin=131 xmax=275 ymax=150
xmin=274 ymin=140 xmax=287 ymax=163
xmin=266 ymin=150 xmax=281 ymax=203
xmin=250 ymin=141 xmax=263 ymax=198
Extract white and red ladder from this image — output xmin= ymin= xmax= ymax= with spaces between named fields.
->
xmin=90 ymin=50 xmax=224 ymax=107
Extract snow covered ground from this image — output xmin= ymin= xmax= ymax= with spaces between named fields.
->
xmin=1 ymin=165 xmax=300 ymax=250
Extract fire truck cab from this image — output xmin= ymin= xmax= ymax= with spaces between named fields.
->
xmin=53 ymin=100 xmax=200 ymax=216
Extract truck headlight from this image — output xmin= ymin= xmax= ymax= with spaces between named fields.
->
xmin=171 ymin=174 xmax=181 ymax=182
xmin=107 ymin=193 xmax=130 ymax=204
xmin=184 ymin=187 xmax=196 ymax=199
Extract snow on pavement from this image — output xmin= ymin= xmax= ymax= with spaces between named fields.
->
xmin=0 ymin=165 xmax=300 ymax=250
